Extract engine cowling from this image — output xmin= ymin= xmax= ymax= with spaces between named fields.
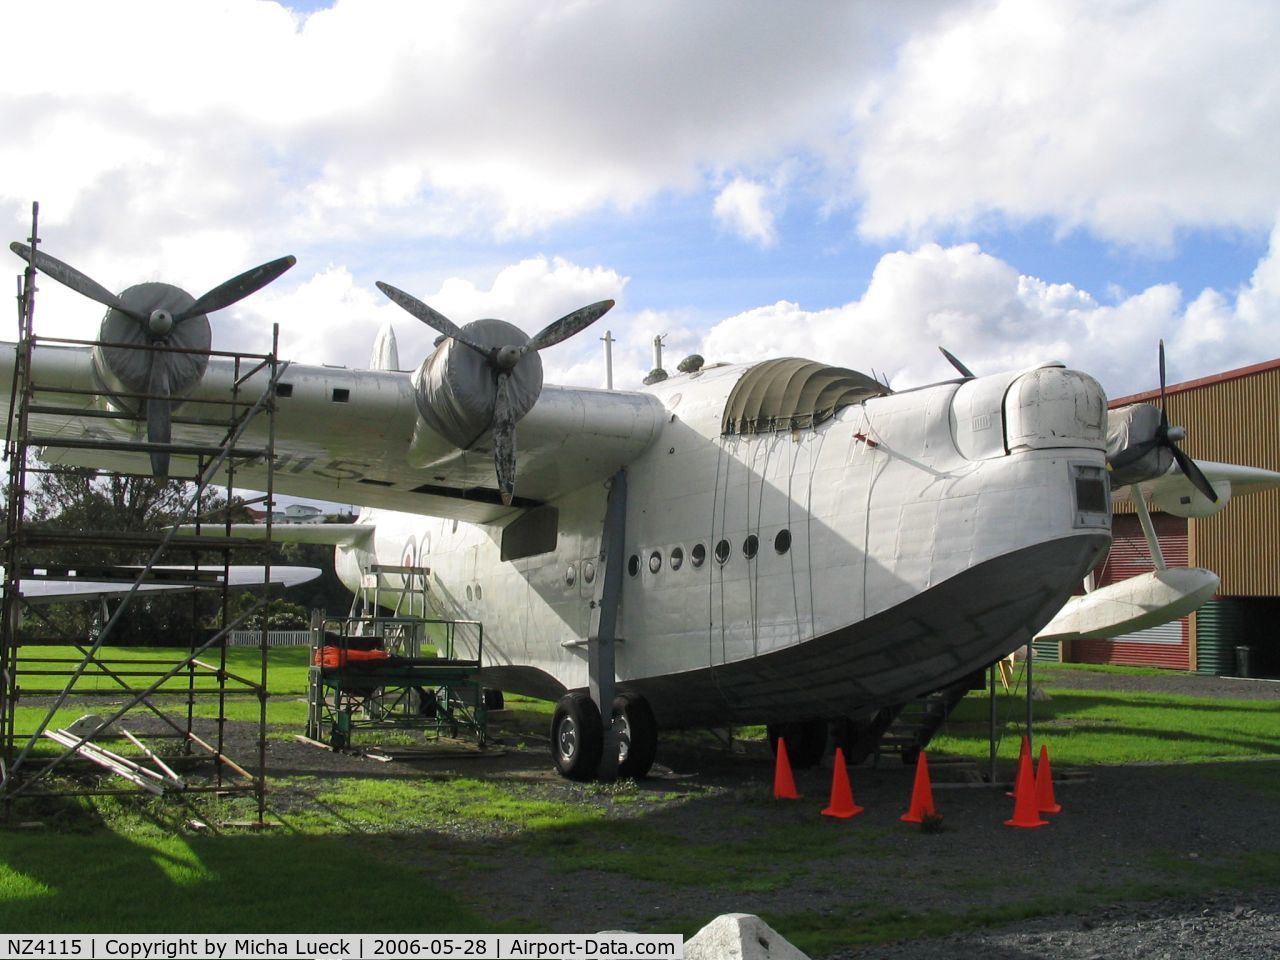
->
xmin=410 ymin=318 xmax=543 ymax=461
xmin=92 ymin=282 xmax=211 ymax=415
xmin=1106 ymin=403 xmax=1173 ymax=486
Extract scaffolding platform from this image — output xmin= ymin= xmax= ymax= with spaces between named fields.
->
xmin=2 ymin=203 xmax=285 ymax=820
xmin=306 ymin=610 xmax=488 ymax=750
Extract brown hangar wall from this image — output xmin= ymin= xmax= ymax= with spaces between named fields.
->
xmin=1074 ymin=357 xmax=1280 ymax=676
xmin=1110 ymin=357 xmax=1280 ymax=598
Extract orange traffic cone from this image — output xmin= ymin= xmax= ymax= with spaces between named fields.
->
xmin=773 ymin=737 xmax=801 ymax=800
xmin=1035 ymin=743 xmax=1062 ymax=814
xmin=1006 ymin=735 xmax=1030 ymax=797
xmin=1005 ymin=740 xmax=1048 ymax=828
xmin=900 ymin=751 xmax=938 ymax=823
xmin=821 ymin=748 xmax=863 ymax=818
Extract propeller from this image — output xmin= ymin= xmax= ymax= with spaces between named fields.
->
xmin=10 ymin=243 xmax=295 ymax=476
xmin=376 ymin=281 xmax=614 ymax=505
xmin=1109 ymin=340 xmax=1217 ymax=503
xmin=938 ymin=346 xmax=975 ymax=379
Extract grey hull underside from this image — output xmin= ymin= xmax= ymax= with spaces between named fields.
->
xmin=483 ymin=532 xmax=1110 ymax=728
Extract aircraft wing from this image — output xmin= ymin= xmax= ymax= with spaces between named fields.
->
xmin=8 ymin=565 xmax=321 ymax=605
xmin=1 ymin=341 xmax=666 ymax=524
xmin=1111 ymin=459 xmax=1280 ymax=517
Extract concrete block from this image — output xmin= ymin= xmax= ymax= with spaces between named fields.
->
xmin=685 ymin=913 xmax=810 ymax=960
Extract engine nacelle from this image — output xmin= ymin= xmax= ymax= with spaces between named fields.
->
xmin=409 ymin=318 xmax=543 ymax=464
xmin=1106 ymin=403 xmax=1173 ymax=486
xmin=91 ymin=282 xmax=211 ymax=415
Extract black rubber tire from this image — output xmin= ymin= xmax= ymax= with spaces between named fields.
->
xmin=483 ymin=688 xmax=505 ymax=711
xmin=613 ymin=692 xmax=658 ymax=779
xmin=550 ymin=691 xmax=604 ymax=781
xmin=767 ymin=718 xmax=828 ymax=769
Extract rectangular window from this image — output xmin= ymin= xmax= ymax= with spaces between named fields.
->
xmin=1073 ymin=463 xmax=1110 ymax=526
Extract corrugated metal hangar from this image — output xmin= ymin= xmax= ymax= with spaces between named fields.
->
xmin=1061 ymin=357 xmax=1280 ymax=678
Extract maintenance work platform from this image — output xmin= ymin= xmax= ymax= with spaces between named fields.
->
xmin=306 ymin=563 xmax=489 ymax=751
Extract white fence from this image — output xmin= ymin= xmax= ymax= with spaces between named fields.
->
xmin=227 ymin=630 xmax=312 ymax=647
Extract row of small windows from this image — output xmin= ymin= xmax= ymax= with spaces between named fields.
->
xmin=624 ymin=528 xmax=792 ymax=578
xmin=564 ymin=560 xmax=597 ymax=587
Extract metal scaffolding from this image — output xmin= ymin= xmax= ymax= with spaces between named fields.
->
xmin=1 ymin=203 xmax=282 ymax=821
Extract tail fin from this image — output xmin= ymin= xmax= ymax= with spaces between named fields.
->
xmin=370 ymin=322 xmax=400 ymax=371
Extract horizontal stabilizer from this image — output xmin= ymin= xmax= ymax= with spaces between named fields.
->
xmin=9 ymin=564 xmax=321 ymax=604
xmin=144 ymin=565 xmax=322 ymax=590
xmin=178 ymin=523 xmax=375 ymax=547
xmin=1036 ymin=567 xmax=1219 ymax=641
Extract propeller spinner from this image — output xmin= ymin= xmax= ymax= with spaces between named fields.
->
xmin=376 ymin=281 xmax=614 ymax=505
xmin=10 ymin=243 xmax=295 ymax=477
xmin=1108 ymin=340 xmax=1218 ymax=503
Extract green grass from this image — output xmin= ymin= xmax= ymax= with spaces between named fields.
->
xmin=1036 ymin=661 xmax=1177 ymax=678
xmin=930 ymin=680 xmax=1280 ymax=766
xmin=306 ymin=776 xmax=604 ymax=834
xmin=0 ymin=797 xmax=507 ymax=933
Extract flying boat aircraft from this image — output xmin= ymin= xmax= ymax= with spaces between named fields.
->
xmin=6 ymin=240 xmax=1278 ymax=780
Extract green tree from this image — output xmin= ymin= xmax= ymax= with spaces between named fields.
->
xmin=12 ymin=460 xmax=274 ymax=644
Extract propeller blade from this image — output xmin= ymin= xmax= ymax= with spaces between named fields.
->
xmin=375 ymin=281 xmax=491 ymax=357
xmin=1158 ymin=339 xmax=1167 ymax=413
xmin=146 ymin=357 xmax=172 ymax=477
xmin=938 ymin=346 xmax=975 ymax=379
xmin=528 ymin=299 xmax=615 ymax=352
xmin=1169 ymin=443 xmax=1219 ymax=504
xmin=9 ymin=242 xmax=145 ymax=321
xmin=174 ymin=255 xmax=297 ymax=322
xmin=492 ymin=371 xmax=518 ymax=506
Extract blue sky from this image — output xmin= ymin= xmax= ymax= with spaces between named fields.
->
xmin=3 ymin=0 xmax=1279 ymax=399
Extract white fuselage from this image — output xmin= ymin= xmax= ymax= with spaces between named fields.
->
xmin=334 ymin=360 xmax=1112 ymax=727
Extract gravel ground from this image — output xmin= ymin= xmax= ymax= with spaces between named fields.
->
xmin=846 ymin=892 xmax=1280 ymax=959
xmin=830 ymin=670 xmax=1280 ymax=959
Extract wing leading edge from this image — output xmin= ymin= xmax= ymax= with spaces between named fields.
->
xmin=1 ymin=341 xmax=666 ymax=524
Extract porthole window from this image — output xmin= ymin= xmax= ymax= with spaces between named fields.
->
xmin=583 ymin=560 xmax=596 ymax=584
xmin=715 ymin=539 xmax=731 ymax=565
xmin=670 ymin=547 xmax=684 ymax=571
xmin=690 ymin=543 xmax=706 ymax=568
xmin=775 ymin=529 xmax=792 ymax=554
xmin=628 ymin=555 xmax=640 ymax=577
xmin=475 ymin=584 xmax=483 ymax=600
xmin=649 ymin=551 xmax=662 ymax=573
xmin=743 ymin=534 xmax=759 ymax=559
xmin=466 ymin=584 xmax=473 ymax=601
xmin=565 ymin=563 xmax=577 ymax=586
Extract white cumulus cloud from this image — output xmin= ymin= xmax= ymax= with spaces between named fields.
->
xmin=714 ymin=178 xmax=778 ymax=247
xmin=700 ymin=235 xmax=1280 ymax=397
xmin=850 ymin=0 xmax=1280 ymax=246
